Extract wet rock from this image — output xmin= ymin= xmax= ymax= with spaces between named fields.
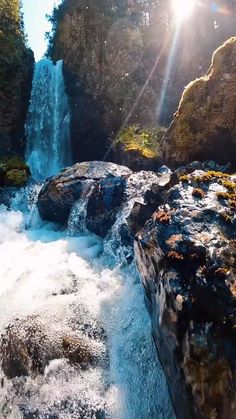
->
xmin=62 ymin=336 xmax=96 ymax=368
xmin=135 ymin=170 xmax=236 ymax=419
xmin=161 ymin=37 xmax=236 ymax=168
xmin=0 ymin=187 xmax=18 ymax=207
xmin=0 ymin=318 xmax=103 ymax=379
xmin=37 ymin=161 xmax=131 ymax=228
xmin=37 ymin=161 xmax=172 ymax=242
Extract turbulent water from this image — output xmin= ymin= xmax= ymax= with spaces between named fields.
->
xmin=0 ymin=186 xmax=175 ymax=419
xmin=25 ymin=59 xmax=71 ymax=180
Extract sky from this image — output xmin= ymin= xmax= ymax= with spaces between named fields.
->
xmin=23 ymin=0 xmax=61 ymax=61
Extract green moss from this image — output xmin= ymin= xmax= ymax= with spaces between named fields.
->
xmin=5 ymin=169 xmax=28 ymax=187
xmin=193 ymin=171 xmax=230 ymax=183
xmin=2 ymin=156 xmax=30 ymax=173
xmin=179 ymin=174 xmax=189 ymax=183
xmin=116 ymin=125 xmax=166 ymax=159
xmin=0 ymin=156 xmax=30 ymax=187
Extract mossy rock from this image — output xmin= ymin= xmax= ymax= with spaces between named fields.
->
xmin=114 ymin=125 xmax=165 ymax=170
xmin=0 ymin=156 xmax=30 ymax=187
xmin=161 ymin=37 xmax=236 ymax=168
xmin=5 ymin=169 xmax=28 ymax=187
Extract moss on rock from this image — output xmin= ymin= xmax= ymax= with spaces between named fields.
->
xmin=161 ymin=37 xmax=236 ymax=167
xmin=0 ymin=156 xmax=30 ymax=187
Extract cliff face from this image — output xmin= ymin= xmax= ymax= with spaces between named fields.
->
xmin=161 ymin=37 xmax=236 ymax=168
xmin=0 ymin=0 xmax=34 ymax=158
xmin=46 ymin=1 xmax=236 ymax=165
xmin=48 ymin=1 xmax=156 ymax=162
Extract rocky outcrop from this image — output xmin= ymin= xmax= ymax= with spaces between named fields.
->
xmin=135 ymin=169 xmax=236 ymax=419
xmin=37 ymin=161 xmax=172 ymax=241
xmin=161 ymin=37 xmax=236 ymax=168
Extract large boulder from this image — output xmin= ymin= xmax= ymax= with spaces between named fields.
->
xmin=37 ymin=161 xmax=172 ymax=240
xmin=161 ymin=37 xmax=236 ymax=168
xmin=135 ymin=169 xmax=236 ymax=419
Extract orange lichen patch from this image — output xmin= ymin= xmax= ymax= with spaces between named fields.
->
xmin=215 ymin=268 xmax=229 ymax=280
xmin=217 ymin=190 xmax=236 ymax=210
xmin=229 ymin=282 xmax=236 ymax=297
xmin=166 ymin=234 xmax=183 ymax=249
xmin=166 ymin=251 xmax=184 ymax=262
xmin=153 ymin=210 xmax=171 ymax=225
xmin=183 ymin=356 xmax=233 ymax=418
xmin=192 ymin=188 xmax=205 ymax=199
xmin=179 ymin=174 xmax=189 ymax=183
xmin=220 ymin=212 xmax=233 ymax=224
xmin=194 ymin=171 xmax=230 ymax=183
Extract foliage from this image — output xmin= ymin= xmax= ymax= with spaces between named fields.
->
xmin=116 ymin=125 xmax=166 ymax=158
xmin=0 ymin=0 xmax=33 ymax=122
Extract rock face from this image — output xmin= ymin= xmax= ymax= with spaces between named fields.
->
xmin=135 ymin=169 xmax=236 ymax=419
xmin=37 ymin=161 xmax=172 ymax=240
xmin=161 ymin=37 xmax=236 ymax=168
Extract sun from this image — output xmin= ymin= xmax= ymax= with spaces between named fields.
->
xmin=172 ymin=0 xmax=196 ymax=23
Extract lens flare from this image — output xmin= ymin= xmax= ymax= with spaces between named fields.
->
xmin=172 ymin=0 xmax=196 ymax=23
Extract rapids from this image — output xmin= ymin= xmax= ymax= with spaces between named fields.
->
xmin=0 ymin=186 xmax=175 ymax=418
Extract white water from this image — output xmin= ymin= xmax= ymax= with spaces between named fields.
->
xmin=25 ymin=59 xmax=71 ymax=180
xmin=0 ymin=187 xmax=175 ymax=418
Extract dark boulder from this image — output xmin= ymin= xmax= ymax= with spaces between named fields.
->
xmin=37 ymin=161 xmax=172 ymax=241
xmin=135 ymin=169 xmax=236 ymax=419
xmin=37 ymin=161 xmax=131 ymax=229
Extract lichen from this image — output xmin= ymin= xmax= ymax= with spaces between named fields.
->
xmin=192 ymin=188 xmax=205 ymax=199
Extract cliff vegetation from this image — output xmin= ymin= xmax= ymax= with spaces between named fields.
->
xmin=0 ymin=0 xmax=34 ymax=158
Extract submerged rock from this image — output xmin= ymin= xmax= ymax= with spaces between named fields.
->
xmin=135 ymin=170 xmax=236 ymax=419
xmin=161 ymin=37 xmax=236 ymax=168
xmin=0 ymin=317 xmax=104 ymax=379
xmin=37 ymin=161 xmax=172 ymax=241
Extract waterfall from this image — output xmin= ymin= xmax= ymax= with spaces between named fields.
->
xmin=25 ymin=59 xmax=71 ymax=181
xmin=0 ymin=185 xmax=175 ymax=418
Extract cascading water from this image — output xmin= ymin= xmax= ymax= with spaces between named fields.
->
xmin=25 ymin=59 xmax=71 ymax=180
xmin=0 ymin=57 xmax=175 ymax=418
xmin=0 ymin=187 xmax=175 ymax=418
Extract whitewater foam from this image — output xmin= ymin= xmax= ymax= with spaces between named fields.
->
xmin=0 ymin=186 xmax=175 ymax=418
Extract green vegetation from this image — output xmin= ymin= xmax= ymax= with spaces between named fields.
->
xmin=0 ymin=156 xmax=30 ymax=187
xmin=0 ymin=0 xmax=34 ymax=153
xmin=116 ymin=125 xmax=165 ymax=159
xmin=5 ymin=169 xmax=28 ymax=187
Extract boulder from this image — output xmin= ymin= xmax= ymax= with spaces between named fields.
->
xmin=37 ymin=161 xmax=172 ymax=241
xmin=161 ymin=37 xmax=236 ymax=168
xmin=0 ymin=317 xmax=103 ymax=379
xmin=135 ymin=169 xmax=236 ymax=419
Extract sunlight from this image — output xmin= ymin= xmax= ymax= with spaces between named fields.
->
xmin=172 ymin=0 xmax=196 ymax=23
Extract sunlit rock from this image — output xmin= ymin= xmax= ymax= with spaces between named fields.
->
xmin=135 ymin=169 xmax=236 ymax=419
xmin=161 ymin=37 xmax=236 ymax=168
xmin=37 ymin=161 xmax=172 ymax=242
